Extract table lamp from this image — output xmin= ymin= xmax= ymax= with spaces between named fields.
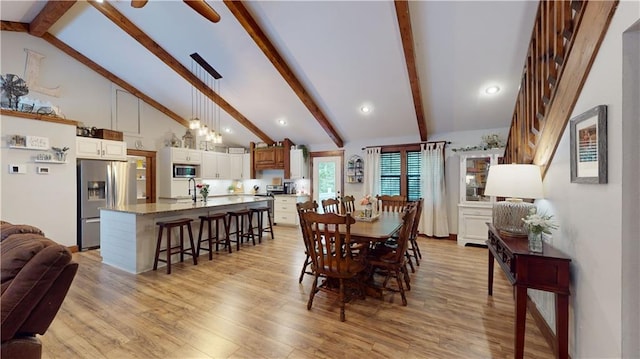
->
xmin=483 ymin=164 xmax=544 ymax=237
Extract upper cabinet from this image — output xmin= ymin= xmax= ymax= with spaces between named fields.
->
xmin=202 ymin=151 xmax=230 ymax=179
xmin=254 ymin=147 xmax=284 ymax=170
xmin=289 ymin=149 xmax=308 ymax=179
xmin=229 ymin=153 xmax=250 ymax=180
xmin=76 ymin=137 xmax=126 ymax=161
xmin=170 ymin=148 xmax=201 ymax=164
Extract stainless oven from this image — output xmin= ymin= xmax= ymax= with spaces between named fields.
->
xmin=173 ymin=164 xmax=197 ymax=178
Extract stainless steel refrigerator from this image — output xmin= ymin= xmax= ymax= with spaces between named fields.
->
xmin=77 ymin=159 xmax=137 ymax=250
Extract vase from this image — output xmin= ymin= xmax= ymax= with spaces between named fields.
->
xmin=364 ymin=203 xmax=373 ymax=218
xmin=202 ymin=195 xmax=208 ymax=204
xmin=528 ymin=231 xmax=543 ymax=253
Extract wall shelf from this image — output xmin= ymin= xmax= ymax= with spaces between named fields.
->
xmin=346 ymin=155 xmax=364 ymax=183
xmin=34 ymin=159 xmax=67 ymax=164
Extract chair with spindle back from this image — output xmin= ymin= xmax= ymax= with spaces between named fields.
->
xmin=367 ymin=203 xmax=417 ymax=306
xmin=376 ymin=195 xmax=407 ymax=213
xmin=321 ymin=198 xmax=341 ymax=214
xmin=296 ymin=200 xmax=318 ymax=283
xmin=301 ymin=211 xmax=366 ymax=321
xmin=406 ymin=198 xmax=424 ymax=268
xmin=340 ymin=195 xmax=356 ymax=214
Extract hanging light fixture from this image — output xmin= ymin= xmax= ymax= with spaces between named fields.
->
xmin=189 ymin=58 xmax=201 ymax=131
xmin=189 ymin=52 xmax=222 ymax=146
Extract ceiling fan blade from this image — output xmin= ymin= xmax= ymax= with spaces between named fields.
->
xmin=183 ymin=0 xmax=220 ymax=23
xmin=131 ymin=0 xmax=148 ymax=9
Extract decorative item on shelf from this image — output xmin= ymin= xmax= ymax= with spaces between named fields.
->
xmin=182 ymin=129 xmax=195 ymax=149
xmin=452 ymin=133 xmax=505 ymax=152
xmin=197 ymin=183 xmax=209 ymax=203
xmin=522 ymin=208 xmax=558 ymax=253
xmin=227 ymin=185 xmax=235 ymax=194
xmin=169 ymin=133 xmax=181 ymax=148
xmin=1 ymin=74 xmax=29 ymax=110
xmin=51 ymin=146 xmax=69 ymax=162
xmin=483 ymin=164 xmax=544 ymax=237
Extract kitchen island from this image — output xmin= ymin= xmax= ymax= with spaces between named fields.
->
xmin=99 ymin=195 xmax=273 ymax=274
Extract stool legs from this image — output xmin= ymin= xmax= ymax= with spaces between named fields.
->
xmin=153 ymin=226 xmax=164 ymax=271
xmin=153 ymin=219 xmax=197 ymax=274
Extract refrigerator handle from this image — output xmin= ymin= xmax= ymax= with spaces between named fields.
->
xmin=106 ymin=163 xmax=114 ymax=208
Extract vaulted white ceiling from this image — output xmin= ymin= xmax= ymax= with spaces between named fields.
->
xmin=1 ymin=0 xmax=538 ymax=148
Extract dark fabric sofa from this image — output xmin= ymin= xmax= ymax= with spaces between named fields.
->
xmin=1 ymin=221 xmax=78 ymax=359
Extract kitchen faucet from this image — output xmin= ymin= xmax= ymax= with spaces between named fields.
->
xmin=188 ymin=177 xmax=197 ymax=203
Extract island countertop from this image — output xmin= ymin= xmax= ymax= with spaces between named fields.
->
xmin=101 ymin=195 xmax=272 ymax=215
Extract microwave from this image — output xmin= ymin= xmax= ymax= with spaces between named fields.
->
xmin=173 ymin=164 xmax=197 ymax=178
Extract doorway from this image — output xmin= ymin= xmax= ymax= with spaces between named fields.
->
xmin=127 ymin=149 xmax=156 ymax=203
xmin=310 ymin=150 xmax=344 ymax=213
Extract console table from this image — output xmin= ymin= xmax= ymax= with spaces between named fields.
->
xmin=486 ymin=223 xmax=571 ymax=359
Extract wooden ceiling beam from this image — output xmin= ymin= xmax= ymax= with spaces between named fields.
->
xmin=394 ymin=0 xmax=428 ymax=141
xmin=88 ymin=0 xmax=274 ymax=145
xmin=29 ymin=0 xmax=77 ymax=37
xmin=224 ymin=0 xmax=344 ymax=148
xmin=1 ymin=20 xmax=30 ymax=32
xmin=40 ymin=32 xmax=189 ymax=127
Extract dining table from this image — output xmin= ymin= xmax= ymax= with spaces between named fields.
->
xmin=349 ymin=211 xmax=404 ymax=244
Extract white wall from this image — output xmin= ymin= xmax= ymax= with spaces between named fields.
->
xmin=0 ymin=116 xmax=77 ymax=246
xmin=530 ymin=3 xmax=639 ymax=358
xmin=1 ymin=31 xmax=189 ymax=245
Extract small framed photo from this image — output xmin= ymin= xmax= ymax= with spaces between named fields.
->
xmin=570 ymin=105 xmax=607 ymax=184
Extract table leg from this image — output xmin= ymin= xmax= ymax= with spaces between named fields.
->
xmin=488 ymin=249 xmax=495 ymax=296
xmin=556 ymin=294 xmax=569 ymax=359
xmin=514 ymin=285 xmax=527 ymax=359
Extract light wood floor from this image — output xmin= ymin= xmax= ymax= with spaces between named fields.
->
xmin=41 ymin=225 xmax=554 ymax=358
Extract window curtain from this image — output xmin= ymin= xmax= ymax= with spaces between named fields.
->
xmin=363 ymin=147 xmax=381 ymax=202
xmin=420 ymin=142 xmax=449 ymax=237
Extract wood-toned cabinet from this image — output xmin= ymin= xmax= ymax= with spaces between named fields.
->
xmin=76 ymin=137 xmax=127 ymax=161
xmin=457 ymin=149 xmax=503 ymax=246
xmin=254 ymin=147 xmax=285 ymax=170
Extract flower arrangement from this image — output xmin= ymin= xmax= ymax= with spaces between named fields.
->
xmin=360 ymin=194 xmax=373 ymax=206
xmin=522 ymin=208 xmax=558 ymax=234
xmin=196 ymin=183 xmax=209 ymax=199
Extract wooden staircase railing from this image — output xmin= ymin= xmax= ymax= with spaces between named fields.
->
xmin=503 ymin=0 xmax=618 ymax=177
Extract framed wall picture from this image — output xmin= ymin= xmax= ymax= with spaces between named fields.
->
xmin=570 ymin=105 xmax=607 ymax=184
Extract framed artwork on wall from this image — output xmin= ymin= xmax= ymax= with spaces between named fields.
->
xmin=570 ymin=105 xmax=607 ymax=184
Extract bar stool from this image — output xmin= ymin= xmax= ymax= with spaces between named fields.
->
xmin=153 ymin=218 xmax=198 ymax=274
xmin=226 ymin=209 xmax=255 ymax=251
xmin=250 ymin=206 xmax=274 ymax=243
xmin=197 ymin=213 xmax=231 ymax=260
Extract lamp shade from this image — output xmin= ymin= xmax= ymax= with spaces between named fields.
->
xmin=484 ymin=164 xmax=544 ymax=199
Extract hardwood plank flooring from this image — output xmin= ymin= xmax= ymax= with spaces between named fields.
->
xmin=41 ymin=225 xmax=554 ymax=358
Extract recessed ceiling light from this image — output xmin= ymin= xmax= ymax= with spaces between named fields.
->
xmin=224 ymin=128 xmax=231 ymax=133
xmin=360 ymin=106 xmax=371 ymax=114
xmin=485 ymin=86 xmax=500 ymax=95
xmin=278 ymin=119 xmax=287 ymax=126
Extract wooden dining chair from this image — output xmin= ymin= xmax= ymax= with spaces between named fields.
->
xmin=376 ymin=195 xmax=407 ymax=213
xmin=406 ymin=198 xmax=424 ymax=268
xmin=367 ymin=203 xmax=417 ymax=306
xmin=340 ymin=195 xmax=356 ymax=214
xmin=321 ymin=198 xmax=341 ymax=214
xmin=301 ymin=211 xmax=366 ymax=321
xmin=296 ymin=200 xmax=319 ymax=283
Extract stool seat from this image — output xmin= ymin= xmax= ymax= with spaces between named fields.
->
xmin=250 ymin=206 xmax=274 ymax=242
xmin=227 ymin=209 xmax=255 ymax=250
xmin=153 ymin=218 xmax=198 ymax=274
xmin=197 ymin=213 xmax=231 ymax=259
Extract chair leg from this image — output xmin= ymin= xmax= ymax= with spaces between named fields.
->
xmin=402 ymin=264 xmax=411 ymax=291
xmin=411 ymin=238 xmax=421 ymax=265
xmin=298 ymin=254 xmax=310 ymax=283
xmin=153 ymin=226 xmax=163 ymax=270
xmin=405 ymin=251 xmax=415 ymax=273
xmin=307 ymin=274 xmax=319 ymax=310
xmin=414 ymin=238 xmax=422 ymax=259
xmin=266 ymin=210 xmax=274 ymax=239
xmin=395 ymin=269 xmax=407 ymax=306
xmin=188 ymin=224 xmax=197 ymax=265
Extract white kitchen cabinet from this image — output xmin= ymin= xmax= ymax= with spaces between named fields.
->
xmin=274 ymin=195 xmax=310 ymax=226
xmin=457 ymin=148 xmax=503 ymax=246
xmin=76 ymin=137 xmax=127 ymax=161
xmin=242 ymin=153 xmax=251 ymax=179
xmin=229 ymin=153 xmax=246 ymax=180
xmin=289 ymin=148 xmax=308 ymax=179
xmin=170 ymin=148 xmax=201 ymax=164
xmin=202 ymin=152 xmax=230 ymax=179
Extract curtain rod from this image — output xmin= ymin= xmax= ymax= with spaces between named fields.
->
xmin=361 ymin=140 xmax=450 ymax=150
